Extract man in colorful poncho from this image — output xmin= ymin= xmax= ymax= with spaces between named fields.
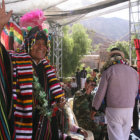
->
xmin=24 ymin=26 xmax=65 ymax=140
xmin=0 ymin=0 xmax=65 ymax=139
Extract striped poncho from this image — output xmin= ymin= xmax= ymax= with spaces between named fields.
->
xmin=33 ymin=58 xmax=65 ymax=140
xmin=42 ymin=58 xmax=64 ymax=100
xmin=0 ymin=43 xmax=12 ymax=140
xmin=9 ymin=52 xmax=33 ymax=140
xmin=0 ymin=42 xmax=64 ymax=139
xmin=9 ymin=53 xmax=64 ymax=140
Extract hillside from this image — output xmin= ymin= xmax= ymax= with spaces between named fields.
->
xmin=81 ymin=17 xmax=129 ymax=41
xmin=86 ymin=29 xmax=113 ymax=54
xmin=120 ymin=33 xmax=129 ymax=41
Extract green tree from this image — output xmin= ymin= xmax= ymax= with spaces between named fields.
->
xmin=62 ymin=24 xmax=92 ymax=77
xmin=62 ymin=26 xmax=74 ymax=76
xmin=107 ymin=41 xmax=136 ymax=63
xmin=107 ymin=41 xmax=129 ymax=59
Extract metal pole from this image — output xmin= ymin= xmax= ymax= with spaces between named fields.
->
xmin=129 ymin=0 xmax=132 ymax=65
xmin=51 ymin=24 xmax=63 ymax=78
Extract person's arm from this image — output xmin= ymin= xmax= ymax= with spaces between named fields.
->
xmin=91 ymin=70 xmax=109 ymax=119
xmin=46 ymin=63 xmax=64 ymax=99
xmin=45 ymin=62 xmax=65 ymax=109
xmin=69 ymin=124 xmax=88 ymax=138
xmin=0 ymin=0 xmax=12 ymax=36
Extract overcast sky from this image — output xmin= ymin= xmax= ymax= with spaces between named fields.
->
xmin=102 ymin=9 xmax=129 ymax=20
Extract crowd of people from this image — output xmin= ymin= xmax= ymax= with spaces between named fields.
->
xmin=0 ymin=0 xmax=140 ymax=140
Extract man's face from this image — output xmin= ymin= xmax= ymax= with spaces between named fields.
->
xmin=92 ymin=71 xmax=96 ymax=77
xmin=30 ymin=39 xmax=47 ymax=61
xmin=85 ymin=81 xmax=96 ymax=94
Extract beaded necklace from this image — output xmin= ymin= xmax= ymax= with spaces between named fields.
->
xmin=33 ymin=69 xmax=52 ymax=120
xmin=101 ymin=55 xmax=129 ymax=73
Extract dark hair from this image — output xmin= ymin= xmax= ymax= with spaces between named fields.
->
xmin=110 ymin=47 xmax=120 ymax=52
xmin=110 ymin=47 xmax=122 ymax=58
xmin=93 ymin=68 xmax=99 ymax=73
xmin=131 ymin=65 xmax=137 ymax=71
xmin=27 ymin=26 xmax=40 ymax=38
xmin=25 ymin=26 xmax=48 ymax=53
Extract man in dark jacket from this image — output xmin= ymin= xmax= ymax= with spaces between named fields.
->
xmin=80 ymin=67 xmax=87 ymax=89
xmin=75 ymin=68 xmax=81 ymax=89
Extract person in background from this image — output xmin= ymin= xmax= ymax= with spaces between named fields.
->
xmin=91 ymin=48 xmax=139 ymax=140
xmin=73 ymin=77 xmax=101 ymax=140
xmin=71 ymin=78 xmax=77 ymax=96
xmin=75 ymin=68 xmax=81 ymax=90
xmin=57 ymin=102 xmax=88 ymax=140
xmin=80 ymin=67 xmax=87 ymax=89
xmin=91 ymin=68 xmax=99 ymax=83
xmin=62 ymin=82 xmax=72 ymax=99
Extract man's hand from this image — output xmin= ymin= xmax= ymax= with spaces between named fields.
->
xmin=79 ymin=129 xmax=88 ymax=138
xmin=0 ymin=0 xmax=12 ymax=32
xmin=91 ymin=111 xmax=96 ymax=120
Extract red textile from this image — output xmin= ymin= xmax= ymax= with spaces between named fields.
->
xmin=134 ymin=39 xmax=140 ymax=94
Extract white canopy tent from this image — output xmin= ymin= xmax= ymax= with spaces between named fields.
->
xmin=1 ymin=0 xmax=129 ymax=26
xmin=1 ymin=0 xmax=131 ymax=77
xmin=3 ymin=0 xmax=68 ymax=15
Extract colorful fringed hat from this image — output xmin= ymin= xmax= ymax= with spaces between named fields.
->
xmin=19 ymin=10 xmax=51 ymax=54
xmin=19 ymin=10 xmax=46 ymax=30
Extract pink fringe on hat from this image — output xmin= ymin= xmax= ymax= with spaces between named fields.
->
xmin=19 ymin=10 xmax=46 ymax=30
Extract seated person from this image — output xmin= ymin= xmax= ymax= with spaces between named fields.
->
xmin=73 ymin=77 xmax=101 ymax=140
xmin=57 ymin=102 xmax=88 ymax=140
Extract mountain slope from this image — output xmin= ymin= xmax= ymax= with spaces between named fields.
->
xmin=87 ymin=29 xmax=113 ymax=54
xmin=81 ymin=17 xmax=129 ymax=41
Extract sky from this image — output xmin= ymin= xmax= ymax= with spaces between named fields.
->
xmin=57 ymin=0 xmax=129 ymax=20
xmin=101 ymin=8 xmax=129 ymax=20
